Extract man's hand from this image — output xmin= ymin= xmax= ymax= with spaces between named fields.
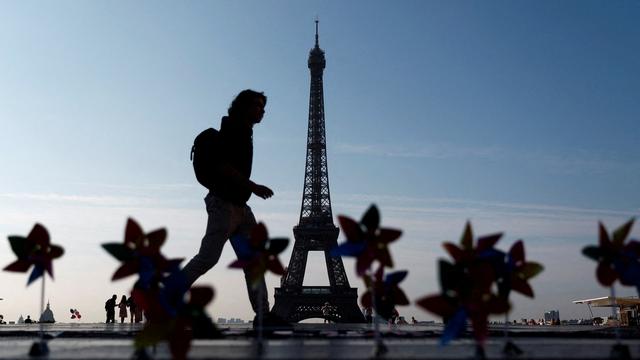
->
xmin=250 ymin=182 xmax=274 ymax=199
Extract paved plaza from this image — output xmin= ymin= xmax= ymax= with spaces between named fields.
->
xmin=0 ymin=323 xmax=639 ymax=359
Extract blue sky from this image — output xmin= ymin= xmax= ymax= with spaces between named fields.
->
xmin=0 ymin=1 xmax=639 ymax=323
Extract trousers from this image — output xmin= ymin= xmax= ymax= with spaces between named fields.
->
xmin=182 ymin=192 xmax=269 ymax=314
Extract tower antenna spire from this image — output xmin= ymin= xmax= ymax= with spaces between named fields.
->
xmin=315 ymin=17 xmax=319 ymax=47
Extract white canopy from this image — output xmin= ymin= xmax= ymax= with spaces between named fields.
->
xmin=573 ymin=296 xmax=640 ymax=308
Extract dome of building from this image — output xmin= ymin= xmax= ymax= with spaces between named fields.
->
xmin=39 ymin=301 xmax=55 ymax=323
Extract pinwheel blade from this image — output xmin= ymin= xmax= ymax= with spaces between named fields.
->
xmin=361 ymin=204 xmax=380 ymax=232
xmin=27 ymin=266 xmax=44 ymax=285
xmin=230 ymin=235 xmax=254 ymax=260
xmin=125 ymin=218 xmax=144 ymax=245
xmin=28 ymin=224 xmax=50 ymax=246
xmin=337 ymin=216 xmax=362 ymax=242
xmin=147 ymin=229 xmax=167 ymax=252
xmin=7 ymin=236 xmax=28 ymax=258
xmin=612 ymin=218 xmax=634 ymax=247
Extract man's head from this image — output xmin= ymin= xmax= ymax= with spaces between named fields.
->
xmin=112 ymin=295 xmax=117 ymax=299
xmin=228 ymin=89 xmax=267 ymax=125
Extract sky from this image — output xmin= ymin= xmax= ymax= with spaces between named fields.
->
xmin=0 ymin=1 xmax=639 ymax=324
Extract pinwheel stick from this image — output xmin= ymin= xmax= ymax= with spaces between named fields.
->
xmin=610 ymin=285 xmax=620 ymax=343
xmin=369 ymin=272 xmax=386 ymax=358
xmin=39 ymin=275 xmax=45 ymax=337
xmin=256 ymin=286 xmax=264 ymax=358
xmin=28 ymin=275 xmax=49 ymax=357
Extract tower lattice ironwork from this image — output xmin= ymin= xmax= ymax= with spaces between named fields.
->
xmin=271 ymin=21 xmax=365 ymax=323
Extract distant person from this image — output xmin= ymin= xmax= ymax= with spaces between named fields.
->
xmin=412 ymin=316 xmax=418 ymax=325
xmin=127 ymin=296 xmax=137 ymax=324
xmin=105 ymin=295 xmax=117 ymax=323
xmin=322 ymin=302 xmax=332 ymax=324
xmin=389 ymin=308 xmax=399 ymax=326
xmin=182 ymin=90 xmax=286 ymax=328
xmin=363 ymin=306 xmax=373 ymax=323
xmin=118 ymin=295 xmax=128 ymax=323
xmin=24 ymin=315 xmax=33 ymax=324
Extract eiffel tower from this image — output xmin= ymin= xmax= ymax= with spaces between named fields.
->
xmin=271 ymin=21 xmax=365 ymax=323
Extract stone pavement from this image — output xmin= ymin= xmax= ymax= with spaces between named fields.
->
xmin=0 ymin=323 xmax=638 ymax=359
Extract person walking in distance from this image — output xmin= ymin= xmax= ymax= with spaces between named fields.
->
xmin=105 ymin=295 xmax=117 ymax=324
xmin=183 ymin=90 xmax=286 ymax=327
xmin=118 ymin=295 xmax=128 ymax=324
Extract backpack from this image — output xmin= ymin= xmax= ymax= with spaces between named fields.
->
xmin=190 ymin=128 xmax=220 ymax=189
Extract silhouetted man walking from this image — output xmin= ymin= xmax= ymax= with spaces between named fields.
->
xmin=105 ymin=294 xmax=117 ymax=324
xmin=183 ymin=89 xmax=277 ymax=323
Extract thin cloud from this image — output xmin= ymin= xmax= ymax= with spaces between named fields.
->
xmin=335 ymin=142 xmax=640 ymax=176
xmin=335 ymin=142 xmax=501 ymax=160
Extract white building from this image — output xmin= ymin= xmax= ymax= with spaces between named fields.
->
xmin=39 ymin=302 xmax=55 ymax=323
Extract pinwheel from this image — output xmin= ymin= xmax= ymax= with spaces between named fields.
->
xmin=582 ymin=219 xmax=638 ymax=359
xmin=492 ymin=240 xmax=543 ymax=357
xmin=4 ymin=223 xmax=64 ymax=357
xmin=228 ymin=223 xmax=289 ymax=357
xmin=417 ymin=222 xmax=510 ymax=357
xmin=103 ymin=218 xmax=217 ymax=360
xmin=361 ymin=269 xmax=410 ymax=321
xmin=135 ymin=286 xmax=219 ymax=360
xmin=332 ymin=205 xmax=402 ymax=276
xmin=583 ymin=219 xmax=640 ymax=291
xmin=332 ymin=205 xmax=403 ymax=358
xmin=102 ymin=218 xmax=184 ymax=288
xmin=497 ymin=240 xmax=544 ymax=299
xmin=4 ymin=224 xmax=64 ymax=285
xmin=229 ymin=222 xmax=289 ymax=288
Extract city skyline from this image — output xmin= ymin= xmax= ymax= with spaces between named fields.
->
xmin=1 ymin=1 xmax=639 ymax=324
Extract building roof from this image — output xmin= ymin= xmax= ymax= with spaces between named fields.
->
xmin=573 ymin=296 xmax=640 ymax=307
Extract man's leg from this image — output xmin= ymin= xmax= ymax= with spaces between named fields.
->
xmin=234 ymin=205 xmax=269 ymax=315
xmin=182 ymin=194 xmax=232 ymax=287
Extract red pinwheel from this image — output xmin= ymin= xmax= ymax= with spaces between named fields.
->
xmin=332 ymin=205 xmax=402 ymax=276
xmin=416 ymin=222 xmax=509 ymax=346
xmin=4 ymin=224 xmax=64 ymax=285
xmin=102 ymin=218 xmax=183 ymax=284
xmin=442 ymin=222 xmax=504 ymax=265
xmin=361 ymin=268 xmax=410 ymax=320
xmin=135 ymin=286 xmax=219 ymax=360
xmin=583 ymin=219 xmax=640 ymax=290
xmin=228 ymin=223 xmax=289 ymax=288
xmin=103 ymin=218 xmax=217 ymax=359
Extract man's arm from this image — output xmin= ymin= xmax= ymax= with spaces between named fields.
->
xmin=217 ymin=164 xmax=273 ymax=199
